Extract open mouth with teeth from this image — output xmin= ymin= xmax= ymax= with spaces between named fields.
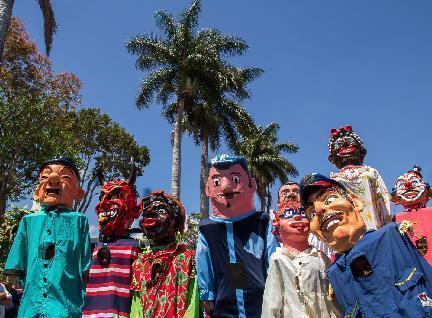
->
xmin=45 ymin=188 xmax=61 ymax=196
xmin=401 ymin=189 xmax=421 ymax=200
xmin=220 ymin=192 xmax=240 ymax=200
xmin=320 ymin=211 xmax=344 ymax=232
xmin=99 ymin=210 xmax=118 ymax=220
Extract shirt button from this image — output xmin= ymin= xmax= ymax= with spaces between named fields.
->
xmin=47 ymin=229 xmax=51 ymax=234
xmin=43 ymin=277 xmax=47 ymax=282
xmin=43 ymin=293 xmax=47 ymax=298
xmin=43 ymin=264 xmax=48 ymax=268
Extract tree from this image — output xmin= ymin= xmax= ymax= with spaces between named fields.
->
xmin=183 ymin=212 xmax=200 ymax=250
xmin=234 ymin=123 xmax=299 ymax=211
xmin=0 ymin=17 xmax=81 ymax=213
xmin=0 ymin=206 xmax=31 ymax=271
xmin=165 ymin=99 xmax=256 ymax=217
xmin=0 ymin=18 xmax=151 ymax=216
xmin=71 ymin=108 xmax=150 ymax=213
xmin=126 ymin=0 xmax=261 ymax=199
xmin=0 ymin=1 xmax=56 ymax=60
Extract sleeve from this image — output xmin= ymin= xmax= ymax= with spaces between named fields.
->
xmin=81 ymin=216 xmax=92 ymax=272
xmin=184 ymin=277 xmax=200 ymax=318
xmin=195 ymin=232 xmax=215 ymax=301
xmin=261 ymin=255 xmax=283 ymax=318
xmin=374 ymin=170 xmax=392 ymax=227
xmin=130 ymin=291 xmax=144 ymax=318
xmin=266 ymin=221 xmax=280 ymax=271
xmin=4 ymin=217 xmax=28 ymax=275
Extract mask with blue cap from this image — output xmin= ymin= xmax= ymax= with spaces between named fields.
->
xmin=206 ymin=154 xmax=257 ymax=218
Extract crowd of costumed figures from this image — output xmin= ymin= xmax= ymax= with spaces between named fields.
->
xmin=2 ymin=125 xmax=432 ymax=318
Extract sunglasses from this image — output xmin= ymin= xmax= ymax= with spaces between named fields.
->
xmin=279 ymin=207 xmax=307 ymax=219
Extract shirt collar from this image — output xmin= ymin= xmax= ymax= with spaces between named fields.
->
xmin=209 ymin=209 xmax=257 ymax=223
xmin=41 ymin=205 xmax=71 ymax=213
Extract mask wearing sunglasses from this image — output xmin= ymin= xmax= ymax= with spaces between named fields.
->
xmin=279 ymin=207 xmax=307 ymax=219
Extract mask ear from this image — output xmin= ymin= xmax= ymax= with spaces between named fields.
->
xmin=251 ymin=178 xmax=257 ymax=192
xmin=33 ymin=183 xmax=42 ymax=202
xmin=75 ymin=187 xmax=85 ymax=202
xmin=205 ymin=181 xmax=211 ymax=198
xmin=349 ymin=193 xmax=364 ymax=212
xmin=390 ymin=192 xmax=400 ymax=205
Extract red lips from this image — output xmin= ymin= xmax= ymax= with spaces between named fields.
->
xmin=143 ymin=218 xmax=158 ymax=227
xmin=338 ymin=145 xmax=357 ymax=155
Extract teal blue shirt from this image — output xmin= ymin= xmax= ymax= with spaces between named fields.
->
xmin=5 ymin=205 xmax=91 ymax=318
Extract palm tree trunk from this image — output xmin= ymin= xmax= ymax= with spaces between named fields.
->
xmin=171 ymin=96 xmax=184 ymax=199
xmin=0 ymin=0 xmax=14 ymax=61
xmin=200 ymin=136 xmax=209 ymax=218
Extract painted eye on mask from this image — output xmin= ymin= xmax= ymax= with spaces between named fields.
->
xmin=306 ymin=209 xmax=316 ymax=221
xmin=232 ymin=176 xmax=240 ymax=184
xmin=213 ymin=178 xmax=220 ymax=187
xmin=324 ymin=194 xmax=339 ymax=205
xmin=280 ymin=207 xmax=306 ymax=219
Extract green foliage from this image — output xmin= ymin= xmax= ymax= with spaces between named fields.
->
xmin=0 ymin=206 xmax=31 ymax=271
xmin=71 ymin=108 xmax=150 ymax=213
xmin=183 ymin=212 xmax=200 ymax=250
xmin=0 ymin=18 xmax=151 ymax=214
xmin=0 ymin=18 xmax=81 ymax=212
xmin=234 ymin=123 xmax=299 ymax=211
xmin=126 ymin=0 xmax=262 ymax=200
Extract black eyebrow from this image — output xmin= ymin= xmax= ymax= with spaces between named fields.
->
xmin=230 ymin=172 xmax=241 ymax=175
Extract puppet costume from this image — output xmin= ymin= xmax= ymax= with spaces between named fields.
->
xmin=300 ymin=173 xmax=432 ymax=318
xmin=262 ymin=247 xmax=340 ymax=318
xmin=197 ymin=210 xmax=278 ymax=317
xmin=131 ymin=191 xmax=199 ymax=318
xmin=328 ymin=126 xmax=391 ymax=230
xmin=392 ymin=165 xmax=432 ymax=264
xmin=328 ymin=223 xmax=432 ymax=317
xmin=130 ymin=243 xmax=198 ymax=318
xmin=83 ymin=165 xmax=140 ymax=318
xmin=5 ymin=206 xmax=91 ymax=318
xmin=82 ymin=238 xmax=137 ymax=318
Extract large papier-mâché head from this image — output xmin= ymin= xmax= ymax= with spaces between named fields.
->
xmin=391 ymin=165 xmax=432 ymax=210
xmin=301 ymin=173 xmax=366 ymax=253
xmin=34 ymin=157 xmax=84 ymax=209
xmin=273 ymin=196 xmax=309 ymax=246
xmin=206 ymin=154 xmax=256 ymax=218
xmin=328 ymin=125 xmax=367 ymax=169
xmin=139 ymin=191 xmax=185 ymax=244
xmin=95 ymin=161 xmax=139 ymax=237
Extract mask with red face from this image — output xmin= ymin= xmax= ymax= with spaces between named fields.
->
xmin=95 ymin=180 xmax=139 ymax=237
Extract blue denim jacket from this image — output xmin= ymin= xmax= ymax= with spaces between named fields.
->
xmin=327 ymin=223 xmax=432 ymax=318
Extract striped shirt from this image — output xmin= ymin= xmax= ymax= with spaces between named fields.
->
xmin=83 ymin=239 xmax=137 ymax=318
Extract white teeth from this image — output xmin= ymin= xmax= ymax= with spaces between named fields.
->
xmin=326 ymin=219 xmax=341 ymax=230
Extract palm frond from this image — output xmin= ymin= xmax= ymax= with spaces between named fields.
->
xmin=37 ymin=0 xmax=57 ymax=56
xmin=154 ymin=10 xmax=177 ymax=39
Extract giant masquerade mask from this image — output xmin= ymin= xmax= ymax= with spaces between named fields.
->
xmin=34 ymin=157 xmax=84 ymax=209
xmin=301 ymin=173 xmax=366 ymax=253
xmin=328 ymin=125 xmax=367 ymax=169
xmin=139 ymin=191 xmax=185 ymax=244
xmin=206 ymin=154 xmax=256 ymax=218
xmin=391 ymin=165 xmax=432 ymax=210
xmin=95 ymin=161 xmax=139 ymax=237
xmin=273 ymin=199 xmax=309 ymax=245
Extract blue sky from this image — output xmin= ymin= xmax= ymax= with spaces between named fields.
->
xmin=14 ymin=0 xmax=432 ymax=235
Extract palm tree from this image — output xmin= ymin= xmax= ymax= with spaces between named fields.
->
xmin=234 ymin=123 xmax=299 ymax=211
xmin=165 ymin=98 xmax=256 ymax=217
xmin=126 ymin=0 xmax=261 ymax=199
xmin=0 ymin=0 xmax=56 ymax=60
